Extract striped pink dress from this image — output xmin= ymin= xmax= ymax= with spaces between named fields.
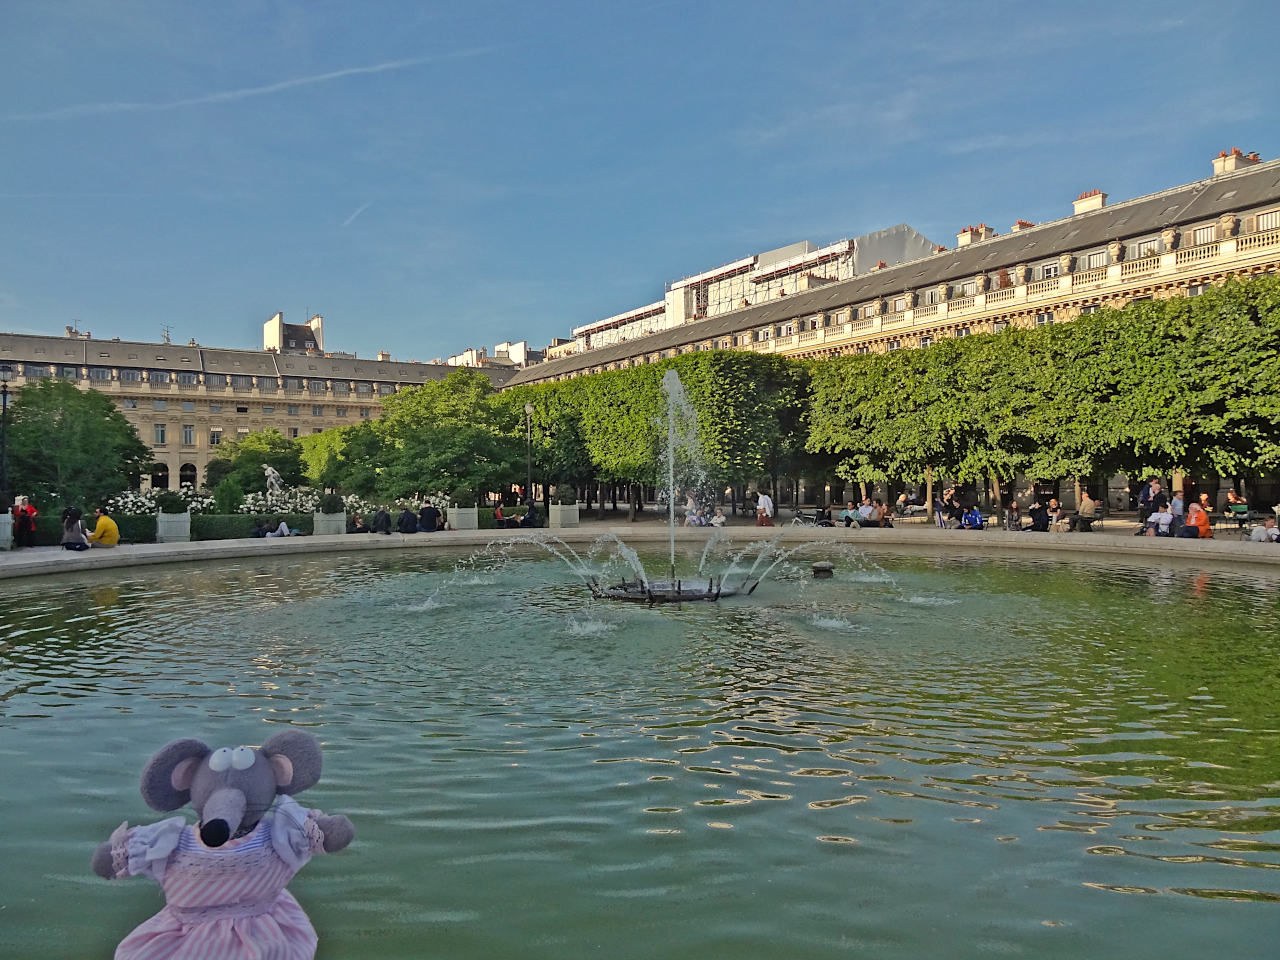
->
xmin=107 ymin=795 xmax=328 ymax=960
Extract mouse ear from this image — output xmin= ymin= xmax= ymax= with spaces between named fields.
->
xmin=260 ymin=730 xmax=323 ymax=794
xmin=140 ymin=738 xmax=210 ymax=811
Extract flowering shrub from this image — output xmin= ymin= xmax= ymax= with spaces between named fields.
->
xmin=106 ymin=483 xmax=217 ymax=516
xmin=237 ymin=487 xmax=321 ymax=515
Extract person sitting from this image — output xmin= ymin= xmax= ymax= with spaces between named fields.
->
xmin=709 ymin=507 xmax=727 ymax=528
xmin=372 ymin=508 xmax=392 ymax=535
xmin=87 ymin=506 xmax=120 ymax=547
xmin=838 ymin=500 xmax=859 ymax=528
xmin=494 ymin=503 xmax=508 ymax=527
xmin=1145 ymin=503 xmax=1175 ymax=537
xmin=265 ymin=517 xmax=291 ymax=538
xmin=1047 ymin=498 xmax=1067 ymax=530
xmin=1249 ymin=516 xmax=1278 ymax=543
xmin=249 ymin=517 xmax=270 ymax=538
xmin=684 ymin=508 xmax=705 ymax=527
xmin=1068 ymin=491 xmax=1099 ymax=532
xmin=61 ymin=507 xmax=91 ymax=551
xmin=519 ymin=501 xmax=540 ymax=527
xmin=347 ymin=513 xmax=370 ymax=534
xmin=867 ymin=499 xmax=892 ymax=528
xmin=815 ymin=505 xmax=834 ymax=527
xmin=1003 ymin=500 xmax=1021 ymax=531
xmin=1026 ymin=501 xmax=1050 ymax=532
xmin=893 ymin=493 xmax=909 ymax=518
xmin=1225 ymin=490 xmax=1251 ymax=531
xmin=419 ymin=501 xmax=442 ymax=533
xmin=1177 ymin=503 xmax=1213 ymax=538
xmin=959 ymin=505 xmax=985 ymax=530
xmin=397 ymin=508 xmax=419 ymax=534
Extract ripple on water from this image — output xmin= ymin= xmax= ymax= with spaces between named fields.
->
xmin=0 ymin=551 xmax=1278 ymax=959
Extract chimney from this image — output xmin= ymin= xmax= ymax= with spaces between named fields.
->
xmin=956 ymin=223 xmax=996 ymax=246
xmin=1213 ymin=147 xmax=1262 ymax=176
xmin=1073 ymin=189 xmax=1106 ymax=215
xmin=1010 ymin=219 xmax=1036 ymax=232
xmin=377 ymin=350 xmax=391 ymax=362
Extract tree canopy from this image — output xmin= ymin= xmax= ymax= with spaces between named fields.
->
xmin=6 ymin=378 xmax=151 ymax=509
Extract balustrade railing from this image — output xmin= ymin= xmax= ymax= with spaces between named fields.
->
xmin=1176 ymin=241 xmax=1220 ymax=266
xmin=986 ymin=287 xmax=1016 ymax=305
xmin=1120 ymin=255 xmax=1161 ymax=278
xmin=1028 ymin=277 xmax=1059 ymax=295
xmin=1237 ymin=227 xmax=1280 ymax=254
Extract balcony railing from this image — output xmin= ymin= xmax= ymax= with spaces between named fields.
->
xmin=1028 ymin=277 xmax=1060 ymax=295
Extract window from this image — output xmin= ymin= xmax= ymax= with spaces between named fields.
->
xmin=356 ymin=382 xmax=373 ymax=394
xmin=1258 ymin=210 xmax=1280 ymax=232
xmin=287 ymin=340 xmax=297 ymax=348
xmin=179 ymin=372 xmax=198 ymax=384
xmin=1036 ymin=311 xmax=1054 ymax=326
xmin=205 ymin=374 xmax=227 ymax=387
xmin=181 ymin=401 xmax=195 ymax=412
xmin=282 ymin=377 xmax=302 ymax=390
xmin=1134 ymin=239 xmax=1159 ymax=258
xmin=123 ymin=397 xmax=137 ymax=409
xmin=378 ymin=383 xmax=395 ymax=395
xmin=262 ymin=405 xmax=275 ymax=414
xmin=89 ymin=367 xmax=111 ymax=380
xmin=305 ymin=341 xmax=315 ymax=349
xmin=312 ymin=405 xmax=324 ymax=416
xmin=235 ymin=405 xmax=249 ymax=414
xmin=209 ymin=429 xmax=222 ymax=446
xmin=287 ymin=405 xmax=299 ymax=415
xmin=332 ymin=382 xmax=349 ymax=394
xmin=231 ymin=375 xmax=253 ymax=388
xmin=336 ymin=407 xmax=348 ymax=417
xmin=359 ymin=407 xmax=371 ymax=419
xmin=120 ymin=369 xmax=141 ymax=381
xmin=1086 ymin=251 xmax=1106 ymax=269
xmin=237 ymin=427 xmax=250 ymax=436
xmin=153 ymin=424 xmax=167 ymax=444
xmin=153 ymin=399 xmax=167 ymax=410
xmin=887 ymin=340 xmax=901 ymax=351
xmin=955 ymin=327 xmax=970 ymax=338
xmin=1188 ymin=284 xmax=1208 ymax=297
xmin=288 ymin=427 xmax=299 ymax=439
xmin=59 ymin=365 xmax=78 ymax=378
xmin=311 ymin=427 xmax=322 ymax=434
xmin=855 ymin=345 xmax=870 ymax=355
xmin=959 ymin=281 xmax=976 ymax=296
xmin=1040 ymin=262 xmax=1059 ymax=280
xmin=1193 ymin=225 xmax=1216 ymax=245
xmin=1080 ymin=304 xmax=1100 ymax=315
xmin=208 ymin=404 xmax=222 ymax=413
xmin=150 ymin=370 xmax=170 ymax=383
xmin=181 ymin=424 xmax=194 ymax=445
xmin=919 ymin=335 xmax=933 ymax=348
xmin=893 ymin=297 xmax=906 ymax=313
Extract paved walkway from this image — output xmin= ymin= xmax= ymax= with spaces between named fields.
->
xmin=2 ymin=515 xmax=1277 ymax=581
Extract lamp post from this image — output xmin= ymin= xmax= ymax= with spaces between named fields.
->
xmin=523 ymin=403 xmax=534 ymax=502
xmin=0 ymin=366 xmax=11 ymax=511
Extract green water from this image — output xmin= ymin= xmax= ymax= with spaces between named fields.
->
xmin=1 ymin=549 xmax=1278 ymax=959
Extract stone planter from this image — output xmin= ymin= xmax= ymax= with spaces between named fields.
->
xmin=312 ymin=512 xmax=347 ymax=536
xmin=448 ymin=506 xmax=479 ymax=530
xmin=156 ymin=510 xmax=191 ymax=543
xmin=0 ymin=511 xmax=12 ymax=550
xmin=550 ymin=502 xmax=580 ymax=528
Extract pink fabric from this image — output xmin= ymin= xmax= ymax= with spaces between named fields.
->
xmin=110 ymin=797 xmax=326 ymax=960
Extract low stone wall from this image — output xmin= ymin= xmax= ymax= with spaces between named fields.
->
xmin=1 ymin=525 xmax=1277 ymax=582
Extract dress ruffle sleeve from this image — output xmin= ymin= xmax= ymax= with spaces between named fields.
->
xmin=269 ymin=795 xmax=327 ymax=871
xmin=114 ymin=816 xmax=186 ymax=881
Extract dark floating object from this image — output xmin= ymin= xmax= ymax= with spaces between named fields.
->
xmin=812 ymin=561 xmax=835 ymax=579
xmin=589 ymin=576 xmax=750 ymax=605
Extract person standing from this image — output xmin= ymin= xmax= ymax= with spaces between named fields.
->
xmin=86 ymin=506 xmax=119 ymax=547
xmin=755 ymin=489 xmax=774 ymax=527
xmin=1169 ymin=489 xmax=1185 ymax=536
xmin=12 ymin=496 xmax=37 ymax=548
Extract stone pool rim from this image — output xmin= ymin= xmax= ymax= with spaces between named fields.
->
xmin=2 ymin=525 xmax=1278 ymax=582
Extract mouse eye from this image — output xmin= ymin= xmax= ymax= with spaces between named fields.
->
xmin=208 ymin=747 xmax=233 ymax=772
xmin=231 ymin=746 xmax=256 ymax=770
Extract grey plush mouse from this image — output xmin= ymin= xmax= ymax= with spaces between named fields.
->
xmin=92 ymin=729 xmax=353 ymax=960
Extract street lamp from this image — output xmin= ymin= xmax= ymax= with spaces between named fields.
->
xmin=0 ymin=364 xmax=11 ymax=511
xmin=523 ymin=403 xmax=534 ymax=502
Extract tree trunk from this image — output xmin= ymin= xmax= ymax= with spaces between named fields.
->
xmin=925 ymin=466 xmax=935 ymax=522
xmin=627 ymin=483 xmax=637 ymax=521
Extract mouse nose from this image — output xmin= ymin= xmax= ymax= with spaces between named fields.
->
xmin=200 ymin=819 xmax=231 ymax=847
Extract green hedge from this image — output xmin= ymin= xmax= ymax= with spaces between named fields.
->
xmin=31 ymin=514 xmax=157 ymax=545
xmin=192 ymin=513 xmax=315 ymax=540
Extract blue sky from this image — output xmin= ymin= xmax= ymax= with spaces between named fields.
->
xmin=2 ymin=1 xmax=1276 ymax=360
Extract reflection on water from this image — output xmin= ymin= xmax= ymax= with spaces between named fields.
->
xmin=1 ymin=550 xmax=1278 ymax=959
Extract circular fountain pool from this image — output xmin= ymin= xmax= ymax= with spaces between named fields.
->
xmin=1 ymin=548 xmax=1277 ymax=959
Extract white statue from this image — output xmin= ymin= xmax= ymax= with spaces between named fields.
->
xmin=263 ymin=463 xmax=283 ymax=494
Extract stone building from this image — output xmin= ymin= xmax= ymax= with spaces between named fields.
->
xmin=0 ymin=319 xmax=512 ymax=489
xmin=511 ymin=149 xmax=1280 ymax=384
